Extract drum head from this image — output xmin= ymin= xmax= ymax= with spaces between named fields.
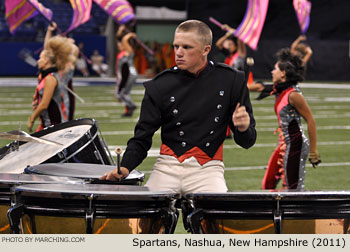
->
xmin=0 ymin=173 xmax=84 ymax=186
xmin=25 ymin=163 xmax=145 ymax=182
xmin=13 ymin=183 xmax=179 ymax=198
xmin=0 ymin=119 xmax=95 ymax=173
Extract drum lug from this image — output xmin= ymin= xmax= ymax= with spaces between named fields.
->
xmin=86 ymin=194 xmax=95 ymax=234
xmin=186 ymin=208 xmax=204 ymax=234
xmin=181 ymin=199 xmax=194 ymax=233
xmin=58 ymin=149 xmax=68 ymax=161
xmin=160 ymin=206 xmax=179 ymax=234
xmin=7 ymin=204 xmax=24 ymax=234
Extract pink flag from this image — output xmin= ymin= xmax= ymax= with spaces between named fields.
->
xmin=28 ymin=0 xmax=53 ymax=22
xmin=5 ymin=0 xmax=52 ymax=34
xmin=233 ymin=0 xmax=269 ymax=50
xmin=293 ymin=0 xmax=311 ymax=34
xmin=93 ymin=0 xmax=135 ymax=25
xmin=66 ymin=0 xmax=92 ymax=33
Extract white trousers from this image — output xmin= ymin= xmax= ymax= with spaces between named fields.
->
xmin=145 ymin=155 xmax=228 ymax=196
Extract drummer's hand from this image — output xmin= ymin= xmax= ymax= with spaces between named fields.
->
xmin=27 ymin=117 xmax=34 ymax=132
xmin=233 ymin=103 xmax=250 ymax=132
xmin=99 ymin=166 xmax=129 ymax=181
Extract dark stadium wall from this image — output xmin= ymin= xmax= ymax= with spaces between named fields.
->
xmin=1 ymin=0 xmax=349 ymax=80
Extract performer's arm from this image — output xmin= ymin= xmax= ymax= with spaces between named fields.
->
xmin=302 ymin=46 xmax=313 ymax=65
xmin=237 ymin=39 xmax=246 ymax=58
xmin=289 ymin=91 xmax=317 ymax=153
xmin=100 ymin=85 xmax=162 ymax=180
xmin=289 ymin=91 xmax=320 ymax=167
xmin=215 ymin=24 xmax=235 ymax=50
xmin=290 ymin=35 xmax=306 ymax=53
xmin=44 ymin=22 xmax=57 ymax=49
xmin=121 ymin=85 xmax=162 ymax=171
xmin=122 ymin=32 xmax=137 ymax=56
xmin=229 ymin=71 xmax=256 ymax=149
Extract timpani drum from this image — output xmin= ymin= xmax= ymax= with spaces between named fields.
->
xmin=24 ymin=163 xmax=145 ymax=185
xmin=0 ymin=173 xmax=83 ymax=234
xmin=0 ymin=118 xmax=114 ymax=174
xmin=8 ymin=184 xmax=179 ymax=234
xmin=184 ymin=191 xmax=350 ymax=234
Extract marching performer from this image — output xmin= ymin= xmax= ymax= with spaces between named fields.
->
xmin=101 ymin=20 xmax=256 ymax=194
xmin=215 ymin=24 xmax=246 ymax=71
xmin=262 ymin=48 xmax=321 ymax=190
xmin=43 ymin=22 xmax=79 ymax=121
xmin=115 ymin=24 xmax=138 ymax=117
xmin=28 ymin=36 xmax=72 ymax=132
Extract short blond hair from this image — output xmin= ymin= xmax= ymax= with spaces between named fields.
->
xmin=175 ymin=20 xmax=212 ymax=46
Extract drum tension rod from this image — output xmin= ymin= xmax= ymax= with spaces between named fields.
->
xmin=87 ymin=130 xmax=105 ymax=165
xmin=86 ymin=194 xmax=95 ymax=234
xmin=273 ymin=195 xmax=283 ymax=234
xmin=97 ymin=123 xmax=116 ymax=166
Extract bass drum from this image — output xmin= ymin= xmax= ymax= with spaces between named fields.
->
xmin=0 ymin=118 xmax=114 ymax=173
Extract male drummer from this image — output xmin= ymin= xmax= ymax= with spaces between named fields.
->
xmin=100 ymin=20 xmax=256 ymax=194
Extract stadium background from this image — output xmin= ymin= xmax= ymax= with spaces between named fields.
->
xmin=0 ymin=0 xmax=349 ymax=80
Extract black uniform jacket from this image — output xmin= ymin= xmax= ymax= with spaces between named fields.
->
xmin=121 ymin=61 xmax=257 ymax=172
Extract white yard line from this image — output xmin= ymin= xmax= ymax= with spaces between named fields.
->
xmin=108 ymin=141 xmax=350 ymax=157
xmin=102 ymin=125 xmax=350 ymax=135
xmin=224 ymin=162 xmax=350 ymax=171
xmin=137 ymin=162 xmax=350 ymax=174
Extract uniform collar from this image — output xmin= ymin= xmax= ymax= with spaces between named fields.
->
xmin=180 ymin=61 xmax=213 ymax=78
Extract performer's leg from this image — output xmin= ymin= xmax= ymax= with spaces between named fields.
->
xmin=144 ymin=155 xmax=182 ymax=194
xmin=262 ymin=145 xmax=282 ymax=189
xmin=284 ymin=131 xmax=309 ymax=190
xmin=182 ymin=157 xmax=227 ymax=194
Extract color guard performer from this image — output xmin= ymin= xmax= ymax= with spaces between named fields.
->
xmin=115 ymin=24 xmax=138 ymax=117
xmin=261 ymin=48 xmax=321 ymax=190
xmin=28 ymin=36 xmax=72 ymax=132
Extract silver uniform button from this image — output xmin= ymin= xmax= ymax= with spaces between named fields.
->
xmin=179 ymin=131 xmax=184 ymax=136
xmin=219 ymin=91 xmax=224 ymax=96
xmin=176 ymin=122 xmax=181 ymax=126
xmin=181 ymin=142 xmax=186 ymax=147
xmin=205 ymin=142 xmax=210 ymax=147
xmin=214 ymin=117 xmax=219 ymax=122
xmin=217 ymin=104 xmax=222 ymax=109
xmin=210 ymin=130 xmax=214 ymax=135
xmin=170 ymin=96 xmax=175 ymax=102
xmin=173 ymin=66 xmax=178 ymax=70
xmin=173 ymin=109 xmax=178 ymax=115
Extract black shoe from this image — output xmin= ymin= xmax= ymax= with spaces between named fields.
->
xmin=122 ymin=106 xmax=137 ymax=117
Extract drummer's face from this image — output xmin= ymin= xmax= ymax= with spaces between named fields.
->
xmin=37 ymin=51 xmax=50 ymax=70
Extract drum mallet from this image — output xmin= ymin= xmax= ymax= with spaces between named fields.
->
xmin=240 ymin=57 xmax=254 ymax=105
xmin=115 ymin=147 xmax=123 ymax=175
